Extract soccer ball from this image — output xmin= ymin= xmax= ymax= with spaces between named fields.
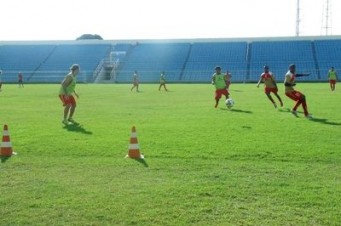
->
xmin=225 ymin=98 xmax=234 ymax=108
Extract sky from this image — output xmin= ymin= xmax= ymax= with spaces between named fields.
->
xmin=1 ymin=0 xmax=340 ymax=41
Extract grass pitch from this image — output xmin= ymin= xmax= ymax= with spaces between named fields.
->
xmin=0 ymin=83 xmax=340 ymax=225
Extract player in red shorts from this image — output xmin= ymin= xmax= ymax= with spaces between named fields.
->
xmin=59 ymin=64 xmax=80 ymax=125
xmin=131 ymin=71 xmax=139 ymax=92
xmin=327 ymin=67 xmax=338 ymax=91
xmin=256 ymin=65 xmax=283 ymax=108
xmin=211 ymin=66 xmax=229 ymax=108
xmin=284 ymin=64 xmax=312 ymax=119
xmin=18 ymin=72 xmax=24 ymax=87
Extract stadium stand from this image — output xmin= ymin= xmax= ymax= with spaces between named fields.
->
xmin=249 ymin=40 xmax=317 ymax=82
xmin=182 ymin=42 xmax=248 ymax=82
xmin=314 ymin=39 xmax=341 ymax=80
xmin=115 ymin=43 xmax=191 ymax=83
xmin=0 ymin=37 xmax=340 ymax=83
xmin=0 ymin=44 xmax=55 ymax=82
xmin=32 ymin=44 xmax=111 ymax=82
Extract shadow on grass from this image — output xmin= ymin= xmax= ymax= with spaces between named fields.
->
xmin=309 ymin=117 xmax=341 ymax=126
xmin=1 ymin=156 xmax=11 ymax=163
xmin=230 ymin=89 xmax=243 ymax=92
xmin=63 ymin=124 xmax=93 ymax=135
xmin=279 ymin=108 xmax=341 ymax=125
xmin=220 ymin=108 xmax=253 ymax=114
xmin=133 ymin=158 xmax=149 ymax=167
xmin=125 ymin=156 xmax=149 ymax=167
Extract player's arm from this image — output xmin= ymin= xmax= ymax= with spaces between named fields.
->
xmin=295 ymin=73 xmax=310 ymax=77
xmin=284 ymin=82 xmax=296 ymax=87
xmin=284 ymin=75 xmax=295 ymax=87
xmin=271 ymin=76 xmax=278 ymax=87
xmin=73 ymin=90 xmax=79 ymax=98
xmin=256 ymin=76 xmax=263 ymax=87
xmin=211 ymin=75 xmax=215 ymax=85
xmin=61 ymin=76 xmax=72 ymax=95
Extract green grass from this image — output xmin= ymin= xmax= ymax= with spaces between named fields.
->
xmin=0 ymin=83 xmax=340 ymax=225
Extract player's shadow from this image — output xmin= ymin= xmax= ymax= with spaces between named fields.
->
xmin=309 ymin=117 xmax=341 ymax=126
xmin=63 ymin=124 xmax=93 ymax=134
xmin=221 ymin=108 xmax=253 ymax=114
xmin=279 ymin=108 xmax=341 ymax=125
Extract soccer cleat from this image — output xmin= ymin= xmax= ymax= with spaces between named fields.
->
xmin=68 ymin=118 xmax=79 ymax=125
xmin=305 ymin=114 xmax=313 ymax=119
xmin=291 ymin=110 xmax=298 ymax=117
xmin=62 ymin=119 xmax=71 ymax=125
xmin=273 ymin=103 xmax=277 ymax=108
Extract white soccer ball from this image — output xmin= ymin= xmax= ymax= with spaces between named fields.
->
xmin=225 ymin=98 xmax=234 ymax=108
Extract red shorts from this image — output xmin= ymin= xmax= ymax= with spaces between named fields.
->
xmin=59 ymin=95 xmax=76 ymax=106
xmin=329 ymin=79 xmax=336 ymax=85
xmin=285 ymin=90 xmax=304 ymax=101
xmin=215 ymin=88 xmax=229 ymax=99
xmin=265 ymin=87 xmax=278 ymax=94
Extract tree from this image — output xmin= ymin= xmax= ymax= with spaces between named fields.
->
xmin=76 ymin=34 xmax=103 ymax=40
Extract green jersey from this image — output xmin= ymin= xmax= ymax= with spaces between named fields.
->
xmin=160 ymin=74 xmax=166 ymax=84
xmin=212 ymin=73 xmax=226 ymax=89
xmin=59 ymin=74 xmax=76 ymax=95
xmin=328 ymin=70 xmax=337 ymax=80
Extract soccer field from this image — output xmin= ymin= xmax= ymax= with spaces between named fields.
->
xmin=0 ymin=83 xmax=340 ymax=225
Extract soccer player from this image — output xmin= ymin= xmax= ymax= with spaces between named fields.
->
xmin=256 ymin=65 xmax=283 ymax=108
xmin=211 ymin=66 xmax=229 ymax=108
xmin=284 ymin=64 xmax=311 ymax=119
xmin=327 ymin=67 xmax=338 ymax=91
xmin=59 ymin=64 xmax=80 ymax=125
xmin=131 ymin=70 xmax=139 ymax=92
xmin=18 ymin=72 xmax=24 ymax=87
xmin=0 ymin=69 xmax=3 ymax=91
xmin=224 ymin=70 xmax=232 ymax=90
xmin=158 ymin=71 xmax=168 ymax=91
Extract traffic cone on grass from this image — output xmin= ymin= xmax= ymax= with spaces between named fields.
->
xmin=126 ymin=126 xmax=144 ymax=159
xmin=0 ymin=125 xmax=14 ymax=157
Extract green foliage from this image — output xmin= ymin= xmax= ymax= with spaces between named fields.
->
xmin=0 ymin=84 xmax=340 ymax=225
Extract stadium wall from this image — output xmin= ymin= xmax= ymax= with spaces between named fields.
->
xmin=0 ymin=36 xmax=340 ymax=84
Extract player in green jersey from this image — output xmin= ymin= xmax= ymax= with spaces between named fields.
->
xmin=211 ymin=66 xmax=229 ymax=108
xmin=59 ymin=64 xmax=80 ymax=125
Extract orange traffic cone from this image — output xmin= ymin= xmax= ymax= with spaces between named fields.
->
xmin=0 ymin=125 xmax=13 ymax=157
xmin=126 ymin=126 xmax=144 ymax=159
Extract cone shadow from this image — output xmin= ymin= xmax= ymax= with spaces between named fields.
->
xmin=1 ymin=156 xmax=11 ymax=163
xmin=132 ymin=158 xmax=149 ymax=167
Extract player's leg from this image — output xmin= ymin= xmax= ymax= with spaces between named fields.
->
xmin=274 ymin=92 xmax=283 ymax=107
xmin=67 ymin=96 xmax=77 ymax=123
xmin=214 ymin=90 xmax=222 ymax=108
xmin=265 ymin=92 xmax=276 ymax=108
xmin=63 ymin=105 xmax=71 ymax=124
xmin=330 ymin=80 xmax=336 ymax=91
xmin=285 ymin=91 xmax=301 ymax=116
xmin=298 ymin=93 xmax=310 ymax=117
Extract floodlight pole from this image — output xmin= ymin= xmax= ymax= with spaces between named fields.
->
xmin=323 ymin=0 xmax=331 ymax=35
xmin=296 ymin=0 xmax=300 ymax=36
